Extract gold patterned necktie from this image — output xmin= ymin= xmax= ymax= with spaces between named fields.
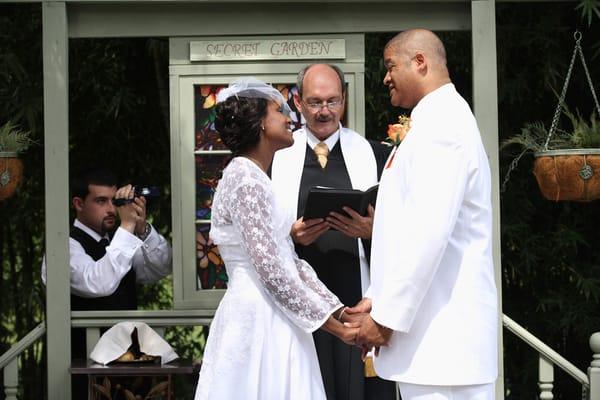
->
xmin=314 ymin=142 xmax=329 ymax=169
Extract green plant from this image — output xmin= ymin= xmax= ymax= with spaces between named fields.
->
xmin=501 ymin=109 xmax=600 ymax=153
xmin=0 ymin=120 xmax=34 ymax=153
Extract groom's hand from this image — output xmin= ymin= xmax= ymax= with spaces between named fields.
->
xmin=291 ymin=217 xmax=329 ymax=246
xmin=356 ymin=315 xmax=393 ymax=349
xmin=346 ymin=297 xmax=372 ymax=314
xmin=341 ymin=311 xmax=368 ymax=325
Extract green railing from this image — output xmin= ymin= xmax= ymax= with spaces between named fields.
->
xmin=0 ymin=322 xmax=46 ymax=400
xmin=1 ymin=313 xmax=599 ymax=400
xmin=503 ymin=315 xmax=596 ymax=399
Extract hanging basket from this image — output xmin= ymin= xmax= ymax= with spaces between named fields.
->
xmin=0 ymin=152 xmax=24 ymax=201
xmin=534 ymin=31 xmax=600 ymax=202
xmin=501 ymin=32 xmax=600 ymax=201
xmin=533 ymin=149 xmax=600 ymax=201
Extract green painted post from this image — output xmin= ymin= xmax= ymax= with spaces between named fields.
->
xmin=471 ymin=1 xmax=504 ymax=399
xmin=43 ymin=2 xmax=71 ymax=399
xmin=3 ymin=358 xmax=18 ymax=400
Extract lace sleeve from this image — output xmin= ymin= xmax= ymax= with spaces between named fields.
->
xmin=228 ymin=175 xmax=341 ymax=332
xmin=287 ymin=236 xmax=342 ymax=305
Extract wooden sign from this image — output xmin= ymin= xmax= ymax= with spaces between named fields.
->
xmin=190 ymin=39 xmax=346 ymax=61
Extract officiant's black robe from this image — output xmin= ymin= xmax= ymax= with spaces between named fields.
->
xmin=294 ymin=140 xmax=396 ymax=400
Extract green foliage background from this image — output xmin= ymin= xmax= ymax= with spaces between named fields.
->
xmin=1 ymin=2 xmax=599 ymax=399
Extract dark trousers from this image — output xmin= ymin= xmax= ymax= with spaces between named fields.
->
xmin=313 ymin=330 xmax=397 ymax=400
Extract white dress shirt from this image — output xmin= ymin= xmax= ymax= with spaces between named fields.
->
xmin=305 ymin=126 xmax=340 ymax=152
xmin=368 ymin=84 xmax=498 ymax=385
xmin=41 ymin=219 xmax=172 ymax=298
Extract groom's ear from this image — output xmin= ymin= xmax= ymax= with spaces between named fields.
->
xmin=414 ymin=52 xmax=425 ymax=64
xmin=414 ymin=53 xmax=427 ymax=74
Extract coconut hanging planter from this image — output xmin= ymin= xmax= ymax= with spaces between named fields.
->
xmin=502 ymin=32 xmax=600 ymax=202
xmin=0 ymin=152 xmax=24 ymax=201
xmin=533 ymin=149 xmax=600 ymax=201
xmin=0 ymin=121 xmax=33 ymax=201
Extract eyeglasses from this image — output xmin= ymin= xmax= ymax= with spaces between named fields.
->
xmin=302 ymin=99 xmax=344 ymax=112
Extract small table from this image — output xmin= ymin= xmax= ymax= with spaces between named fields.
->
xmin=71 ymin=359 xmax=200 ymax=400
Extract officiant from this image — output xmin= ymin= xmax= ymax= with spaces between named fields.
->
xmin=271 ymin=63 xmax=395 ymax=400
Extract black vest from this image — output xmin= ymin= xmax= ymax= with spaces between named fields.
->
xmin=70 ymin=226 xmax=137 ymax=311
xmin=70 ymin=226 xmax=138 ymax=363
xmin=295 ymin=142 xmax=362 ymax=306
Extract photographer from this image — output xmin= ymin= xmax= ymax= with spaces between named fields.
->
xmin=41 ymin=168 xmax=172 ymax=398
xmin=42 ymin=168 xmax=172 ymax=305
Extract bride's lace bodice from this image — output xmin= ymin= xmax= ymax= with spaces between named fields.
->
xmin=210 ymin=157 xmax=341 ymax=332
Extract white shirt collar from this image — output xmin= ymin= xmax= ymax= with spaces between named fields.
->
xmin=74 ymin=219 xmax=109 ymax=242
xmin=305 ymin=123 xmax=341 ymax=151
xmin=411 ymin=83 xmax=455 ymax=121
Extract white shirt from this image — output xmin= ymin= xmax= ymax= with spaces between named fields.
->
xmin=305 ymin=126 xmax=340 ymax=151
xmin=41 ymin=219 xmax=172 ymax=298
xmin=368 ymin=83 xmax=498 ymax=385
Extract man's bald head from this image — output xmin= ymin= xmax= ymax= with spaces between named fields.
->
xmin=385 ymin=29 xmax=447 ymax=70
xmin=382 ymin=29 xmax=451 ymax=108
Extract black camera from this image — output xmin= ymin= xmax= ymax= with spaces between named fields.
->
xmin=112 ymin=186 xmax=160 ymax=206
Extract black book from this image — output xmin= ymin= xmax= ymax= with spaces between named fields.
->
xmin=303 ymin=184 xmax=379 ymax=220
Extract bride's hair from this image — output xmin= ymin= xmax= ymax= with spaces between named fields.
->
xmin=215 ymin=96 xmax=267 ymax=156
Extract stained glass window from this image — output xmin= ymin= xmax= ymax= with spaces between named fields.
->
xmin=194 ymin=83 xmax=303 ymax=289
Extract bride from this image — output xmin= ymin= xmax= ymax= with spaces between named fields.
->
xmin=194 ymin=78 xmax=358 ymax=400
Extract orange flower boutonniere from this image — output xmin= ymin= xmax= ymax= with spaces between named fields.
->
xmin=386 ymin=115 xmax=411 ymax=145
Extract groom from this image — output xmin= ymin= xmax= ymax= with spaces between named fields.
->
xmin=347 ymin=29 xmax=498 ymax=399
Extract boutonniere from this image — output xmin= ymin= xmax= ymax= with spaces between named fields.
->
xmin=386 ymin=115 xmax=411 ymax=146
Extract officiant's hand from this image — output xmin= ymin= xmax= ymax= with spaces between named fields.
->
xmin=291 ymin=217 xmax=330 ymax=246
xmin=327 ymin=204 xmax=375 ymax=239
xmin=356 ymin=315 xmax=393 ymax=349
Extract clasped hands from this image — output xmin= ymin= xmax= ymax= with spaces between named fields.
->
xmin=334 ymin=298 xmax=393 ymax=359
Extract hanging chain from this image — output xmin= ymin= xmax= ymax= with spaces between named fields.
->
xmin=503 ymin=31 xmax=599 ymax=194
xmin=582 ymin=383 xmax=588 ymax=400
xmin=544 ymin=31 xmax=600 ymax=150
xmin=544 ymin=32 xmax=580 ymax=150
xmin=500 ymin=148 xmax=529 ymax=193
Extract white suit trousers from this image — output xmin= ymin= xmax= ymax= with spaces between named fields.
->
xmin=399 ymin=383 xmax=494 ymax=400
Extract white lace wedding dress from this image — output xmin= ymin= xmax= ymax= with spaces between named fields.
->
xmin=194 ymin=157 xmax=342 ymax=400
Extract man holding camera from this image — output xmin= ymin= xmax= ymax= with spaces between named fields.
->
xmin=42 ymin=168 xmax=172 ymax=398
xmin=42 ymin=168 xmax=172 ymax=309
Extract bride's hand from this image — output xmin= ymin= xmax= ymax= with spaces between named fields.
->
xmin=321 ymin=315 xmax=360 ymax=345
xmin=338 ymin=322 xmax=361 ymax=345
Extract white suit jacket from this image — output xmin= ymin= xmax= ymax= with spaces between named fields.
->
xmin=368 ymin=84 xmax=498 ymax=385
